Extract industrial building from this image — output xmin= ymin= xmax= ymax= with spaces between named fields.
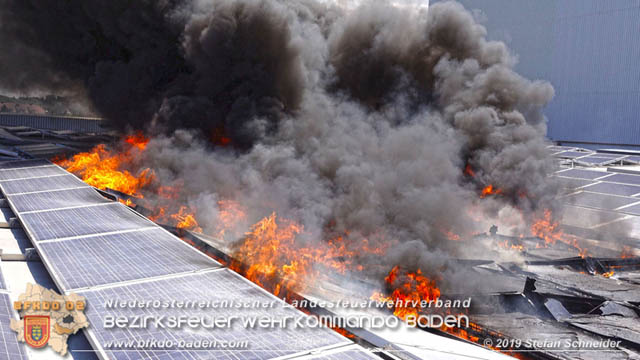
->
xmin=0 ymin=116 xmax=635 ymax=359
xmin=442 ymin=0 xmax=640 ymax=148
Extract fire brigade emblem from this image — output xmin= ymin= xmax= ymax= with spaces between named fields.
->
xmin=24 ymin=315 xmax=50 ymax=348
xmin=10 ymin=283 xmax=89 ymax=356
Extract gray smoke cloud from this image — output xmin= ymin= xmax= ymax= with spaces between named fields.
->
xmin=1 ymin=0 xmax=559 ymax=292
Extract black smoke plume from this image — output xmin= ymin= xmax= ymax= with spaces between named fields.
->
xmin=1 ymin=0 xmax=559 ymax=292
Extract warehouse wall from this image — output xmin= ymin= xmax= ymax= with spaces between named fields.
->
xmin=0 ymin=113 xmax=108 ymax=133
xmin=435 ymin=0 xmax=640 ymax=146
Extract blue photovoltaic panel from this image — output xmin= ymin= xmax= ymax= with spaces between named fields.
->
xmin=20 ymin=203 xmax=154 ymax=241
xmin=8 ymin=187 xmax=111 ymax=213
xmin=0 ymin=174 xmax=87 ymax=195
xmin=561 ymin=205 xmax=625 ymax=229
xmin=79 ymin=269 xmax=349 ymax=360
xmin=581 ymin=182 xmax=640 ymax=197
xmin=584 ymin=153 xmax=625 ymax=159
xmin=555 ymin=168 xmax=611 ymax=180
xmin=619 ymin=203 xmax=640 ymax=216
xmin=555 ymin=177 xmax=594 ymax=190
xmin=564 ymin=192 xmax=639 ymax=211
xmin=602 ymin=173 xmax=640 ymax=186
xmin=0 ymin=165 xmax=67 ymax=181
xmin=0 ymin=264 xmax=5 ymax=290
xmin=39 ymin=228 xmax=220 ymax=290
xmin=0 ymin=294 xmax=28 ymax=359
xmin=0 ymin=159 xmax=51 ymax=169
xmin=548 ymin=146 xmax=576 ymax=153
xmin=553 ymin=151 xmax=593 ymax=159
xmin=574 ymin=156 xmax=621 ymax=165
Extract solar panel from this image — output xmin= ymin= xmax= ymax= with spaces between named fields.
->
xmin=553 ymin=151 xmax=593 ymax=159
xmin=555 ymin=168 xmax=611 ymax=180
xmin=561 ymin=205 xmax=625 ymax=228
xmin=580 ymin=182 xmax=640 ymax=197
xmin=0 ymin=159 xmax=52 ymax=169
xmin=555 ymin=177 xmax=594 ymax=190
xmin=0 ymin=294 xmax=28 ymax=359
xmin=8 ymin=187 xmax=111 ymax=213
xmin=574 ymin=156 xmax=622 ymax=165
xmin=601 ymin=173 xmax=640 ymax=186
xmin=0 ymin=165 xmax=67 ymax=181
xmin=78 ymin=269 xmax=350 ymax=360
xmin=589 ymin=153 xmax=625 ymax=159
xmin=0 ymin=174 xmax=88 ymax=195
xmin=20 ymin=203 xmax=155 ymax=241
xmin=38 ymin=228 xmax=220 ymax=290
xmin=547 ymin=145 xmax=575 ymax=152
xmin=618 ymin=203 xmax=640 ymax=216
xmin=564 ymin=192 xmax=639 ymax=211
xmin=0 ymin=262 xmax=5 ymax=290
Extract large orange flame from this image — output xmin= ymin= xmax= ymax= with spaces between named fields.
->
xmin=230 ymin=213 xmax=306 ymax=296
xmin=171 ymin=206 xmax=203 ymax=232
xmin=372 ymin=265 xmax=441 ymax=320
xmin=531 ymin=209 xmax=588 ymax=257
xmin=230 ymin=213 xmax=390 ymax=297
xmin=55 ymin=135 xmax=153 ymax=197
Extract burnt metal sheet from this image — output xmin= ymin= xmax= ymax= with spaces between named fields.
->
xmin=472 ymin=313 xmax=636 ymax=360
xmin=567 ymin=315 xmax=640 ymax=346
xmin=523 ymin=265 xmax=640 ymax=303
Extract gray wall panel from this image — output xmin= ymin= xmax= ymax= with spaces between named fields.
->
xmin=437 ymin=0 xmax=640 ymax=146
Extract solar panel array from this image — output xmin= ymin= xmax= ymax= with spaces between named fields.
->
xmin=38 ymin=228 xmax=219 ymax=290
xmin=1 ymin=174 xmax=88 ymax=195
xmin=554 ymin=166 xmax=640 ymax=229
xmin=0 ymin=261 xmax=28 ymax=359
xmin=0 ymin=294 xmax=28 ymax=360
xmin=79 ymin=269 xmax=351 ymax=360
xmin=0 ymin=159 xmax=360 ymax=359
xmin=549 ymin=145 xmax=640 ymax=167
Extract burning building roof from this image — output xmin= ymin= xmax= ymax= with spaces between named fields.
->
xmin=0 ymin=0 xmax=639 ymax=359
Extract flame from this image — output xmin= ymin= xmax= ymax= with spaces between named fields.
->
xmin=230 ymin=213 xmax=389 ymax=297
xmin=214 ymin=200 xmax=247 ymax=239
xmin=119 ymin=198 xmax=134 ymax=207
xmin=602 ymin=271 xmax=615 ymax=278
xmin=171 ymin=206 xmax=202 ymax=232
xmin=374 ymin=266 xmax=441 ymax=320
xmin=124 ymin=131 xmax=149 ymax=150
xmin=330 ymin=326 xmax=355 ymax=338
xmin=480 ymin=184 xmax=502 ymax=198
xmin=530 ymin=209 xmax=588 ymax=257
xmin=464 ymin=164 xmax=475 ymax=177
xmin=55 ymin=141 xmax=153 ymax=197
xmin=497 ymin=239 xmax=524 ymax=252
xmin=230 ymin=213 xmax=306 ymax=296
xmin=211 ymin=127 xmax=232 ymax=146
xmin=620 ymin=246 xmax=634 ymax=258
xmin=442 ymin=229 xmax=461 ymax=241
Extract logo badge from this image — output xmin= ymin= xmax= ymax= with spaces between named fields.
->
xmin=24 ymin=315 xmax=50 ymax=348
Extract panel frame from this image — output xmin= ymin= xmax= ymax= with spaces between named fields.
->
xmin=77 ymin=269 xmax=352 ymax=360
xmin=37 ymin=227 xmax=221 ymax=291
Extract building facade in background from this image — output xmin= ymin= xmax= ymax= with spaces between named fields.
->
xmin=441 ymin=0 xmax=640 ymax=147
